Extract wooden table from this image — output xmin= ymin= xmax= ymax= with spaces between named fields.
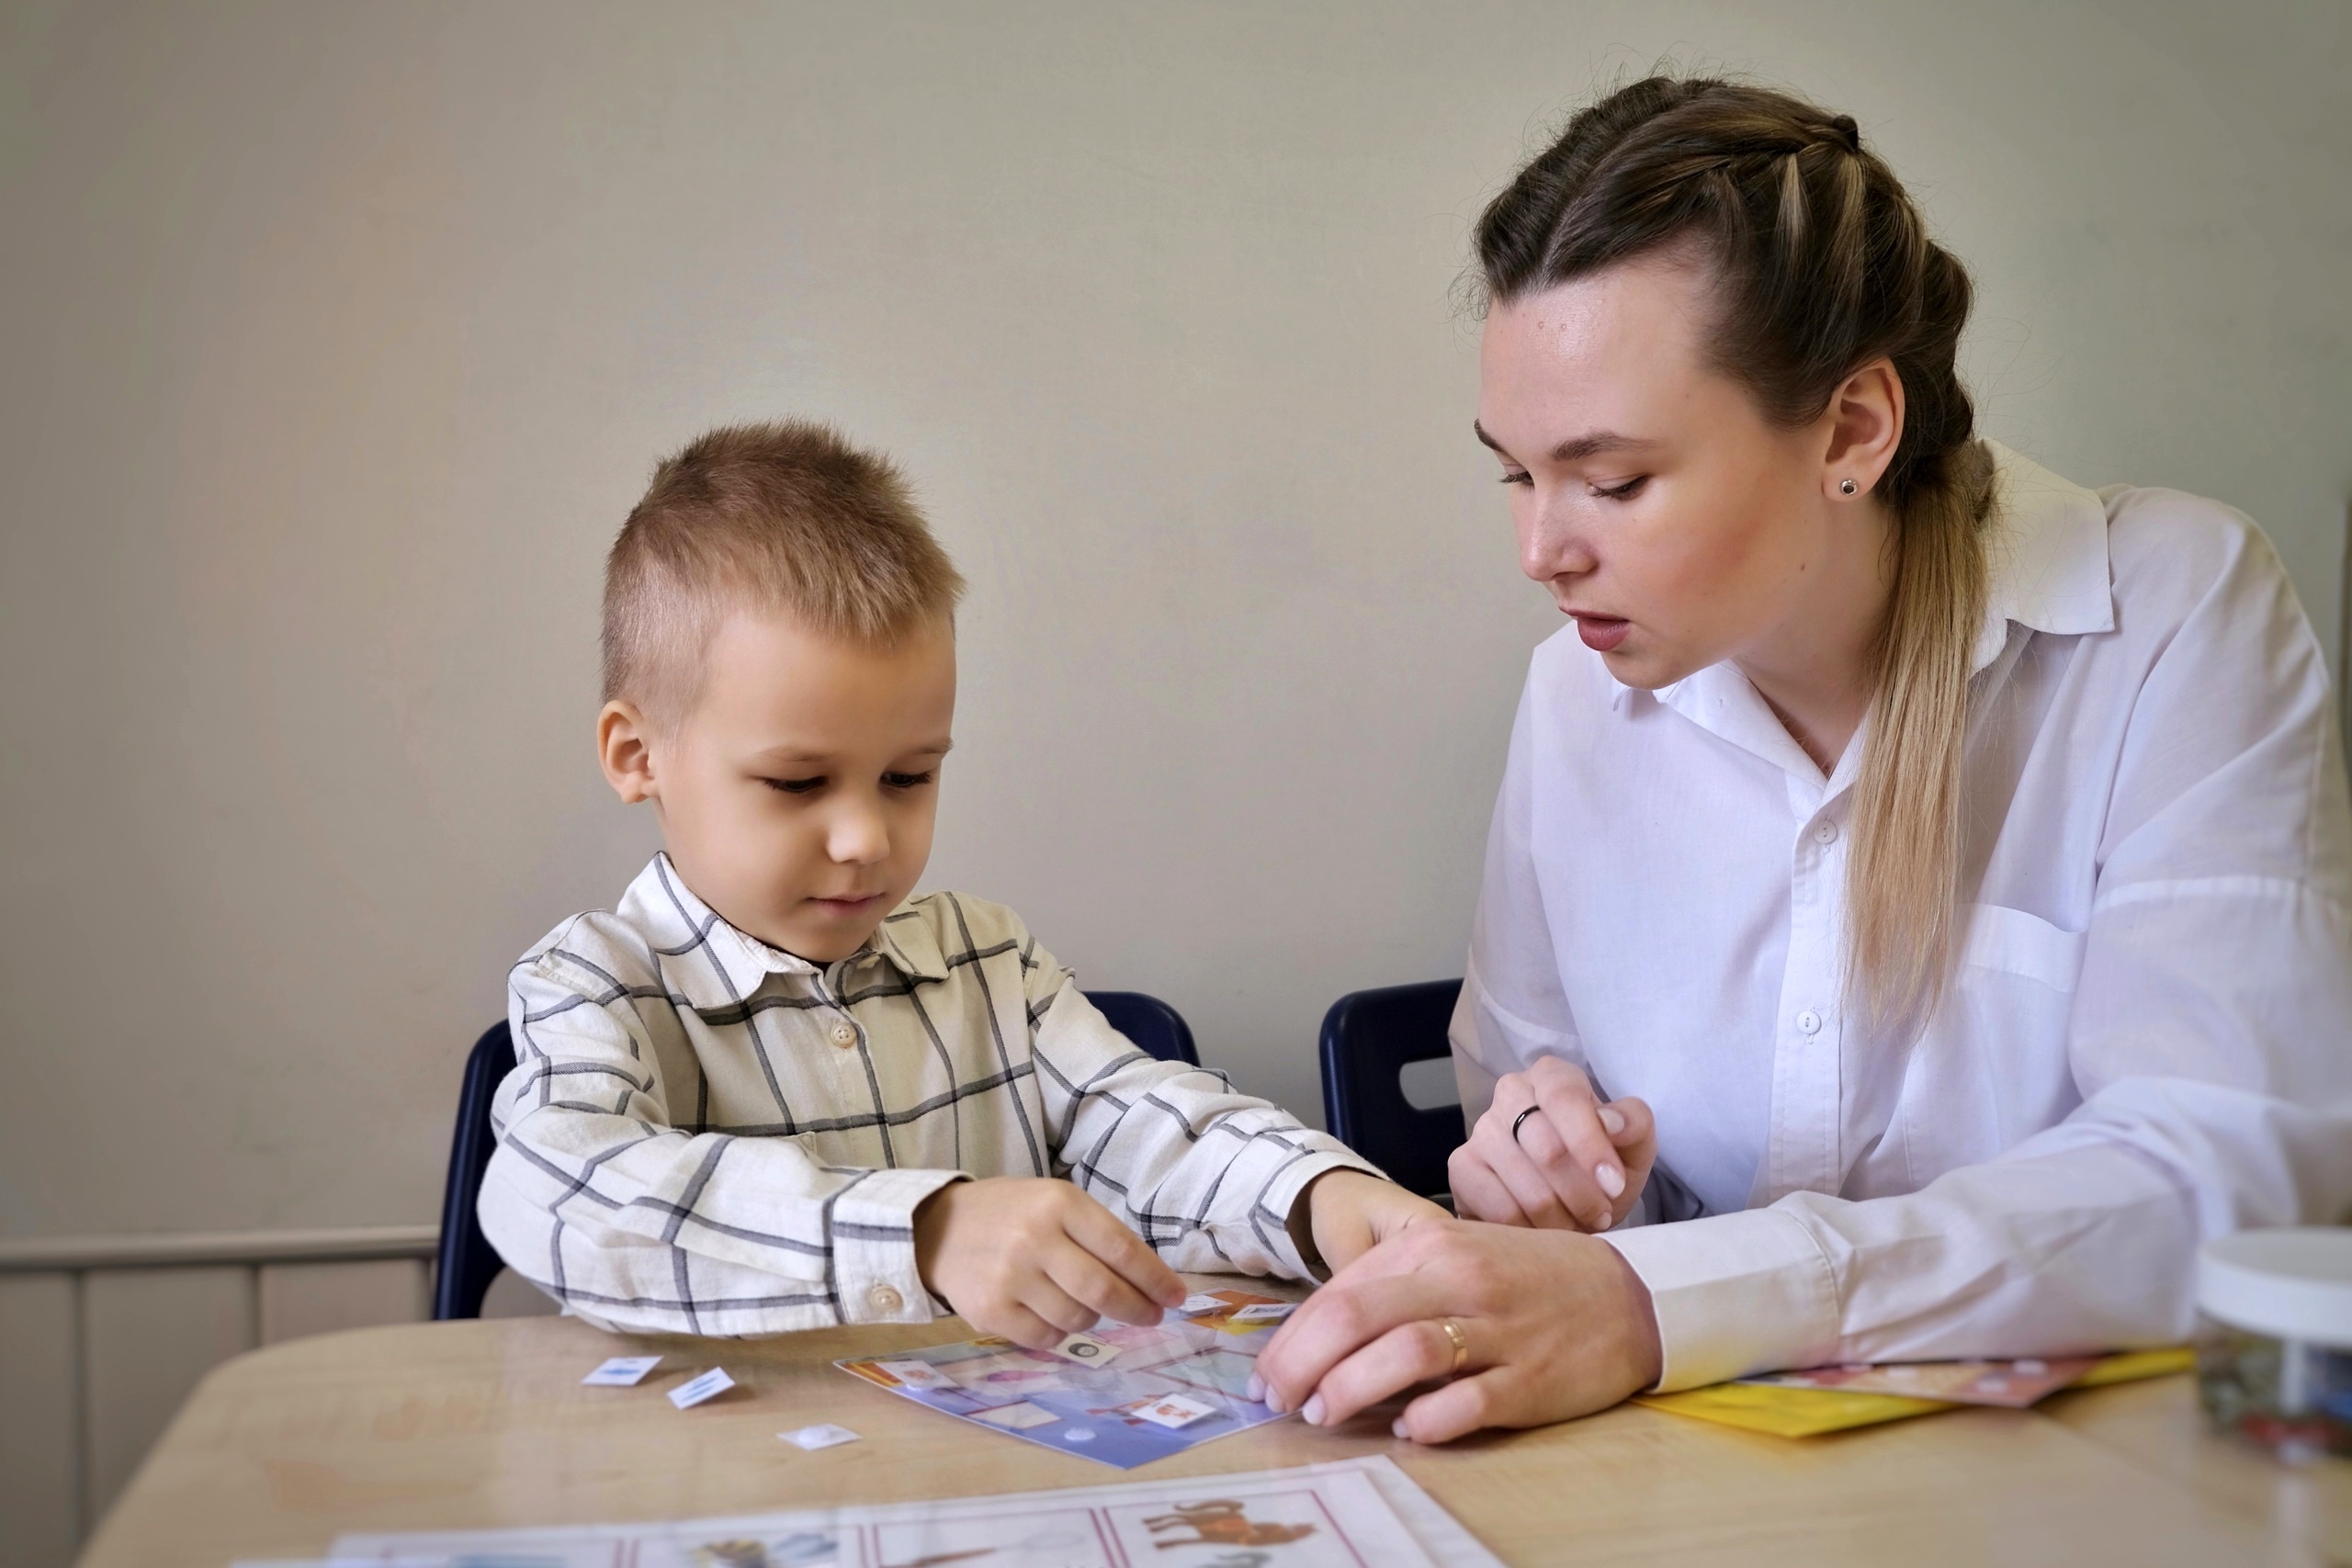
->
xmin=82 ymin=1298 xmax=2350 ymax=1567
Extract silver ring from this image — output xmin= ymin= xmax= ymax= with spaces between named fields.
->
xmin=1510 ymin=1105 xmax=1541 ymax=1145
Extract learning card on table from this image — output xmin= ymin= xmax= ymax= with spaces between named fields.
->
xmin=1636 ymin=1346 xmax=2196 ymax=1438
xmin=328 ymin=1453 xmax=1505 ymax=1567
xmin=1736 ymin=1354 xmax=2101 ymax=1407
xmin=837 ymin=1286 xmax=1297 ymax=1468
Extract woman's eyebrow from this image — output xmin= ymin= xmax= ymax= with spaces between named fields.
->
xmin=1472 ymin=420 xmax=1649 ymax=463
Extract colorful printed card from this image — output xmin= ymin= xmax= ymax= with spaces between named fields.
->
xmin=1736 ymin=1355 xmax=2101 ymax=1407
xmin=837 ymin=1287 xmax=1296 ymax=1468
xmin=1637 ymin=1346 xmax=2197 ymax=1438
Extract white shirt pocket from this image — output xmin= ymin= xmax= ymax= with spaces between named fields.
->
xmin=1958 ymin=902 xmax=2088 ymax=992
xmin=1869 ymin=905 xmax=2088 ymax=1196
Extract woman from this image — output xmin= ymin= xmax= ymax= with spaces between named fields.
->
xmin=1254 ymin=76 xmax=2352 ymax=1443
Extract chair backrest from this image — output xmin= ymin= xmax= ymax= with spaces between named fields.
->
xmin=1089 ymin=989 xmax=1200 ymax=1066
xmin=432 ymin=989 xmax=1197 ymax=1319
xmin=433 ymin=1021 xmax=515 ymax=1320
xmin=1318 ymin=979 xmax=1464 ymax=1201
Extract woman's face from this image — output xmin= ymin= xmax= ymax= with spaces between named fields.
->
xmin=1476 ymin=254 xmax=1864 ymax=692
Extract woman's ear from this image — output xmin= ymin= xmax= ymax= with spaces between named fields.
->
xmin=1823 ymin=356 xmax=1905 ymax=499
xmin=597 ymin=701 xmax=660 ymax=805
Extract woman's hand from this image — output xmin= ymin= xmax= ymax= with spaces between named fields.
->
xmin=1250 ymin=1217 xmax=1663 ymax=1443
xmin=1449 ymin=1056 xmax=1655 ymax=1232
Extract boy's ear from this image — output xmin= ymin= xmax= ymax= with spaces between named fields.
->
xmin=597 ymin=701 xmax=660 ymax=805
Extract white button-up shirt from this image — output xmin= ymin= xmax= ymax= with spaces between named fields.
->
xmin=1450 ymin=446 xmax=2352 ymax=1391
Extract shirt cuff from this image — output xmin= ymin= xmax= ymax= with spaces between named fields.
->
xmin=1260 ymin=1148 xmax=1387 ymax=1281
xmin=830 ymin=1168 xmax=967 ymax=1325
xmin=1600 ymin=1206 xmax=1840 ymax=1392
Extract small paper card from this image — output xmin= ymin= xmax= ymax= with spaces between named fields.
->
xmin=1229 ymin=1303 xmax=1295 ymax=1325
xmin=873 ymin=1358 xmax=955 ymax=1391
xmin=780 ymin=1422 xmax=861 ymax=1450
xmin=581 ymin=1355 xmax=663 ymax=1387
xmin=667 ymin=1367 xmax=736 ymax=1409
xmin=1128 ymin=1393 xmax=1217 ymax=1429
xmin=1046 ymin=1330 xmax=1122 ymax=1367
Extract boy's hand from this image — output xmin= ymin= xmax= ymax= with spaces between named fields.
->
xmin=1295 ymin=1168 xmax=1450 ymax=1276
xmin=912 ymin=1177 xmax=1185 ymax=1349
xmin=1449 ymin=1056 xmax=1655 ymax=1232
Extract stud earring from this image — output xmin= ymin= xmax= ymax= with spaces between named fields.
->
xmin=1839 ymin=478 xmax=1859 ymax=495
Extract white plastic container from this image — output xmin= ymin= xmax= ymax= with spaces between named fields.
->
xmin=2194 ymin=1227 xmax=2352 ymax=1460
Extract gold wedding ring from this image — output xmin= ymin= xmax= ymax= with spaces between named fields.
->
xmin=1438 ymin=1317 xmax=1469 ymax=1377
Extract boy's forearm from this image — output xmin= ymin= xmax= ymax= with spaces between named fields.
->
xmin=481 ymin=1122 xmax=966 ymax=1332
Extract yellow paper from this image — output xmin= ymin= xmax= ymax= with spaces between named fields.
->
xmin=2070 ymin=1346 xmax=2195 ymax=1387
xmin=1634 ymin=1382 xmax=1952 ymax=1437
xmin=1635 ymin=1345 xmax=2196 ymax=1438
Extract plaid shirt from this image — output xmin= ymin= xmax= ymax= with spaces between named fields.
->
xmin=480 ymin=855 xmax=1380 ymax=1336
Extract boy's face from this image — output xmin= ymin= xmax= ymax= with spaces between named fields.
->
xmin=600 ymin=611 xmax=956 ymax=964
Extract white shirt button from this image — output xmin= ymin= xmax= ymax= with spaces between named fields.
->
xmin=830 ymin=1021 xmax=857 ymax=1049
xmin=1813 ymin=821 xmax=1838 ymax=845
xmin=867 ymin=1283 xmax=903 ymax=1314
xmin=1796 ymin=1010 xmax=1823 ymax=1035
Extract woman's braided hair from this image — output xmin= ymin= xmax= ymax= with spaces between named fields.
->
xmin=1477 ymin=77 xmax=1998 ymax=1025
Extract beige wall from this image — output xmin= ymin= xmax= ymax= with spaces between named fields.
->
xmin=3 ymin=1 xmax=2347 ymax=1242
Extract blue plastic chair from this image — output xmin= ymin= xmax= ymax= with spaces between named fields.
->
xmin=431 ymin=989 xmax=1200 ymax=1320
xmin=433 ymin=1021 xmax=514 ymax=1320
xmin=1318 ymin=979 xmax=1465 ymax=1201
xmin=1089 ymin=988 xmax=1200 ymax=1068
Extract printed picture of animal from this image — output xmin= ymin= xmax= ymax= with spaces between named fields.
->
xmin=1142 ymin=1499 xmax=1318 ymax=1549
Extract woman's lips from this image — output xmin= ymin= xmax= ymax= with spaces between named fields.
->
xmin=1573 ymin=615 xmax=1631 ymax=653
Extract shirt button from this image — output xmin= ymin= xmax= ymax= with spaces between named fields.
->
xmin=1796 ymin=1010 xmax=1823 ymax=1035
xmin=868 ymin=1283 xmax=903 ymax=1314
xmin=1814 ymin=821 xmax=1838 ymax=845
xmin=830 ymin=1021 xmax=857 ymax=1049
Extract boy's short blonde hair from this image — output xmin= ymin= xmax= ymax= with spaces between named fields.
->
xmin=602 ymin=421 xmax=965 ymax=726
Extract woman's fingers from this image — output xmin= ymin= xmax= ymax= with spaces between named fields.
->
xmin=1524 ymin=1058 xmax=1626 ymax=1220
xmin=1395 ymin=1366 xmax=1525 ymax=1445
xmin=1500 ymin=1100 xmax=1612 ymax=1229
xmin=1298 ymin=1317 xmax=1465 ymax=1430
xmin=1255 ymin=1265 xmax=1454 ymax=1413
xmin=1446 ymin=1144 xmax=1537 ymax=1227
xmin=1466 ymin=1066 xmax=1611 ymax=1229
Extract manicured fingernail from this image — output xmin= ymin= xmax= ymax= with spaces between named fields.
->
xmin=1245 ymin=1374 xmax=1265 ymax=1403
xmin=1303 ymin=1394 xmax=1327 ymax=1426
xmin=1600 ymin=1105 xmax=1626 ymax=1136
xmin=1392 ymin=1417 xmax=1411 ymax=1439
xmin=1265 ymin=1384 xmax=1288 ymax=1414
xmin=1597 ymin=1163 xmax=1625 ymax=1198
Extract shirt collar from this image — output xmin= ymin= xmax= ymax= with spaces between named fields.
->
xmin=1970 ymin=441 xmax=2114 ymax=670
xmin=1615 ymin=441 xmax=2113 ymax=783
xmin=617 ymin=854 xmax=945 ymax=1012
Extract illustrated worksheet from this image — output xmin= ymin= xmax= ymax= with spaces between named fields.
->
xmin=320 ymin=1454 xmax=1504 ymax=1568
xmin=836 ymin=1287 xmax=1297 ymax=1468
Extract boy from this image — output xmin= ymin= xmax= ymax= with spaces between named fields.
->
xmin=481 ymin=420 xmax=1443 ymax=1344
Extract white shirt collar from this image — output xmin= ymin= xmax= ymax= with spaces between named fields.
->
xmin=622 ymin=854 xmax=946 ymax=1014
xmin=1619 ymin=442 xmax=2112 ymax=786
